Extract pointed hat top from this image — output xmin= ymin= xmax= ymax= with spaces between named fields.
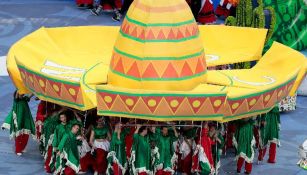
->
xmin=108 ymin=0 xmax=207 ymax=91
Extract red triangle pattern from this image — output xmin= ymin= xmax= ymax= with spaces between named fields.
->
xmin=195 ymin=58 xmax=205 ymax=74
xmin=146 ymin=29 xmax=156 ymax=40
xmin=35 ymin=75 xmax=46 ymax=93
xmin=63 ymin=84 xmax=80 ymax=102
xmin=142 ymin=96 xmax=163 ymax=113
xmin=113 ymin=58 xmax=125 ymax=73
xmin=49 ymin=80 xmax=62 ymax=97
xmin=228 ymin=99 xmax=244 ymax=114
xmin=139 ymin=29 xmax=145 ymax=40
xmin=246 ymin=96 xmax=260 ymax=110
xmin=168 ymin=29 xmax=176 ymax=39
xmin=100 ymin=92 xmax=118 ymax=109
xmin=187 ymin=97 xmax=207 ymax=113
xmin=157 ymin=30 xmax=166 ymax=39
xmin=119 ymin=95 xmax=139 ymax=111
xmin=262 ymin=90 xmax=275 ymax=107
xmin=180 ymin=61 xmax=194 ymax=77
xmin=209 ymin=96 xmax=226 ymax=113
xmin=176 ymin=30 xmax=184 ymax=39
xmin=165 ymin=96 xmax=185 ymax=113
xmin=162 ymin=63 xmax=179 ymax=78
xmin=276 ymin=86 xmax=286 ymax=101
xmin=121 ymin=22 xmax=198 ymax=40
xmin=126 ymin=61 xmax=141 ymax=78
xmin=142 ymin=62 xmax=160 ymax=78
xmin=185 ymin=27 xmax=191 ymax=37
xmin=131 ymin=27 xmax=138 ymax=38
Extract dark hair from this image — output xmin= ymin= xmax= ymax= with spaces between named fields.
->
xmin=59 ymin=111 xmax=66 ymax=117
xmin=138 ymin=126 xmax=147 ymax=134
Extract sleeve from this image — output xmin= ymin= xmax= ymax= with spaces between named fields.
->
xmin=132 ymin=134 xmax=139 ymax=151
xmin=113 ymin=132 xmax=123 ymax=145
xmin=52 ymin=127 xmax=58 ymax=148
xmin=58 ymin=134 xmax=69 ymax=152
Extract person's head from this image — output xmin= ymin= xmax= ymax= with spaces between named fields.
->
xmin=96 ymin=117 xmax=104 ymax=126
xmin=59 ymin=112 xmax=67 ymax=124
xmin=139 ymin=126 xmax=148 ymax=136
xmin=71 ymin=124 xmax=80 ymax=134
xmin=209 ymin=124 xmax=216 ymax=132
xmin=162 ymin=126 xmax=169 ymax=136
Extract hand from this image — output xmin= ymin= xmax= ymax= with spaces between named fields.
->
xmin=77 ymin=135 xmax=83 ymax=140
xmin=57 ymin=151 xmax=61 ymax=156
xmin=136 ymin=124 xmax=142 ymax=129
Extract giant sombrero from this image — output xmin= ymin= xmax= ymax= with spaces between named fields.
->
xmin=7 ymin=0 xmax=306 ymax=122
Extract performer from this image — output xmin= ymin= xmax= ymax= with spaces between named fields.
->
xmin=131 ymin=124 xmax=152 ymax=175
xmin=91 ymin=0 xmax=121 ymax=21
xmin=107 ymin=123 xmax=129 ymax=175
xmin=215 ymin=0 xmax=238 ymax=18
xmin=192 ymin=122 xmax=214 ymax=175
xmin=178 ymin=123 xmax=197 ymax=175
xmin=209 ymin=124 xmax=225 ymax=175
xmin=154 ymin=125 xmax=179 ymax=175
xmin=53 ymin=111 xmax=70 ymax=174
xmin=35 ymin=99 xmax=46 ymax=141
xmin=2 ymin=91 xmax=35 ymax=156
xmin=90 ymin=117 xmax=111 ymax=175
xmin=56 ymin=120 xmax=83 ymax=175
xmin=233 ymin=118 xmax=255 ymax=174
xmin=43 ymin=110 xmax=60 ymax=173
xmin=197 ymin=0 xmax=216 ymax=24
xmin=257 ymin=106 xmax=280 ymax=164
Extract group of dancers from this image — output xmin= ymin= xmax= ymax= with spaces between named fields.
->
xmin=2 ymin=90 xmax=281 ymax=175
xmin=75 ymin=0 xmax=239 ymax=23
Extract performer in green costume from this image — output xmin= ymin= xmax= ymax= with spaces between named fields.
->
xmin=233 ymin=119 xmax=255 ymax=174
xmin=56 ymin=120 xmax=83 ymax=175
xmin=257 ymin=106 xmax=280 ymax=164
xmin=131 ymin=124 xmax=153 ymax=175
xmin=107 ymin=123 xmax=130 ymax=175
xmin=154 ymin=125 xmax=179 ymax=175
xmin=2 ymin=91 xmax=35 ymax=156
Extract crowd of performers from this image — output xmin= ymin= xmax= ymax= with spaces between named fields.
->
xmin=1 ymin=91 xmax=284 ymax=175
xmin=75 ymin=0 xmax=238 ymax=23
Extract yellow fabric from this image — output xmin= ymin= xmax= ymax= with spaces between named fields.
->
xmin=7 ymin=25 xmax=305 ymax=116
xmin=206 ymin=42 xmax=306 ymax=97
xmin=199 ymin=25 xmax=267 ymax=67
xmin=8 ymin=26 xmax=119 ymax=110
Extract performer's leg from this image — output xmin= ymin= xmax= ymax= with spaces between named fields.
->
xmin=15 ymin=135 xmax=23 ymax=154
xmin=182 ymin=153 xmax=192 ymax=174
xmin=155 ymin=169 xmax=163 ymax=175
xmin=95 ymin=148 xmax=108 ymax=173
xmin=138 ymin=172 xmax=148 ymax=175
xmin=44 ymin=146 xmax=53 ymax=173
xmin=162 ymin=171 xmax=172 ymax=175
xmin=80 ymin=153 xmax=93 ymax=172
xmin=64 ymin=166 xmax=76 ymax=175
xmin=245 ymin=161 xmax=252 ymax=174
xmin=20 ymin=134 xmax=29 ymax=152
xmin=237 ymin=157 xmax=244 ymax=173
xmin=113 ymin=162 xmax=123 ymax=175
xmin=268 ymin=142 xmax=277 ymax=163
xmin=258 ymin=147 xmax=267 ymax=161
